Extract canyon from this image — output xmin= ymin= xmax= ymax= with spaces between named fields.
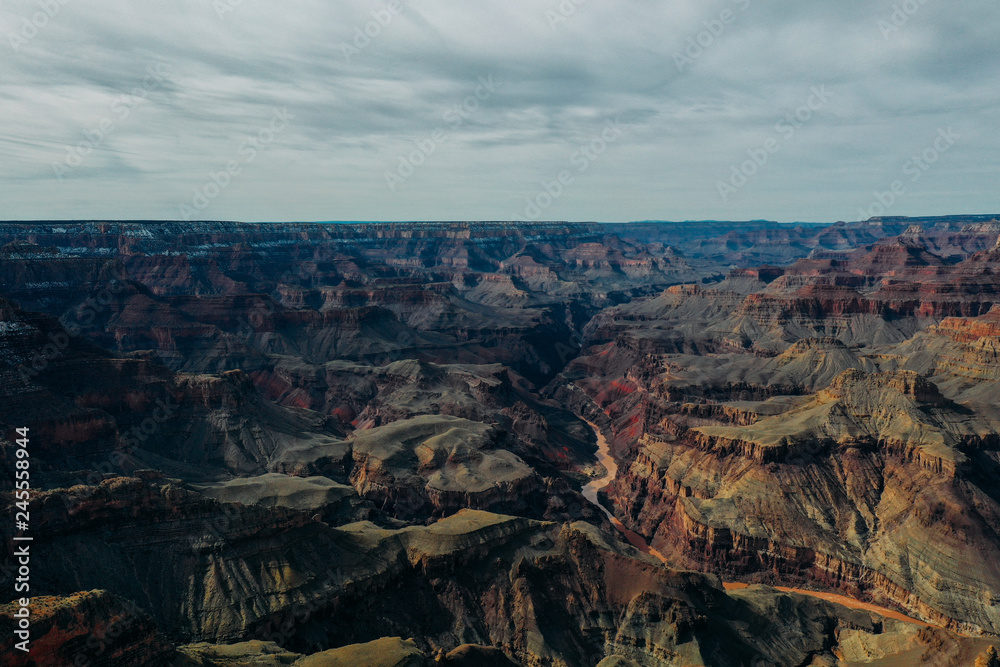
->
xmin=2 ymin=217 xmax=1000 ymax=665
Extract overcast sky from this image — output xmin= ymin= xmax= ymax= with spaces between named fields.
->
xmin=1 ymin=0 xmax=997 ymax=223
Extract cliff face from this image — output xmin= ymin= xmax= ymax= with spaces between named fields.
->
xmin=605 ymin=380 xmax=1000 ymax=635
xmin=892 ymin=306 xmax=1000 ymax=407
xmin=8 ymin=477 xmax=359 ymax=642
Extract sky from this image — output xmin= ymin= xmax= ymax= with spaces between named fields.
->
xmin=1 ymin=0 xmax=998 ymax=223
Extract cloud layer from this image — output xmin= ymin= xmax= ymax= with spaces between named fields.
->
xmin=2 ymin=0 xmax=997 ymax=222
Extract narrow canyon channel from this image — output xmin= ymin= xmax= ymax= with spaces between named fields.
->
xmin=580 ymin=419 xmax=937 ymax=630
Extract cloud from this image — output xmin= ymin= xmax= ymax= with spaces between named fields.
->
xmin=1 ymin=0 xmax=997 ymax=222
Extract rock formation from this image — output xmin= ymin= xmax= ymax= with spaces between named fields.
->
xmin=3 ymin=217 xmax=1000 ymax=665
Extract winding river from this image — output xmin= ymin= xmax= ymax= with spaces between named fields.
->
xmin=580 ymin=419 xmax=936 ymax=629
xmin=582 ymin=420 xmax=671 ymax=562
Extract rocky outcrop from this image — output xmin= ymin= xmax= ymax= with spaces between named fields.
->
xmin=891 ymin=306 xmax=1000 ymax=410
xmin=0 ymin=591 xmax=174 ymax=666
xmin=174 ymin=640 xmax=302 ymax=665
xmin=345 ymin=415 xmax=544 ymax=519
xmin=175 ymin=637 xmax=517 ymax=666
xmin=977 ymin=645 xmax=1000 ymax=667
xmin=196 ymin=473 xmax=366 ymax=525
xmin=690 ymin=370 xmax=991 ymax=471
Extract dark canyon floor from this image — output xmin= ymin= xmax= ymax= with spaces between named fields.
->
xmin=3 ymin=218 xmax=1000 ymax=666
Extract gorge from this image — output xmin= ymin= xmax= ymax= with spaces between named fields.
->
xmin=3 ymin=217 xmax=1000 ymax=665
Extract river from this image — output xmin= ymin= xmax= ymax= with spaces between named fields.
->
xmin=580 ymin=419 xmax=935 ymax=629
